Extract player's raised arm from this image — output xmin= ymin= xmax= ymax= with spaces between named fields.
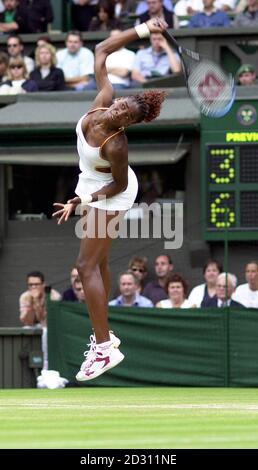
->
xmin=92 ymin=18 xmax=168 ymax=108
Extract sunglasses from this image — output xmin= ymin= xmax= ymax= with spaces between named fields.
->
xmin=132 ymin=267 xmax=145 ymax=273
xmin=28 ymin=282 xmax=42 ymax=287
xmin=10 ymin=65 xmax=23 ymax=69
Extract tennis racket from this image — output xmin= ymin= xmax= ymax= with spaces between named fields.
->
xmin=162 ymin=30 xmax=235 ymax=118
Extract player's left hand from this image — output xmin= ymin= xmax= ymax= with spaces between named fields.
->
xmin=52 ymin=202 xmax=75 ymax=225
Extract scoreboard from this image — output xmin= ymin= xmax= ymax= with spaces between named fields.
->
xmin=201 ymin=99 xmax=258 ymax=240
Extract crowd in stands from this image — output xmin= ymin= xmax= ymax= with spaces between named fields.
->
xmin=18 ymin=257 xmax=258 ymax=368
xmin=0 ymin=0 xmax=257 ymax=94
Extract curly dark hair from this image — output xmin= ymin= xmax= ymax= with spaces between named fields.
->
xmin=131 ymin=90 xmax=166 ymax=123
xmin=165 ymin=272 xmax=188 ymax=298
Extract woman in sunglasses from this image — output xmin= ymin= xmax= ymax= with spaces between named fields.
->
xmin=128 ymin=255 xmax=148 ymax=294
xmin=0 ymin=57 xmax=38 ymax=94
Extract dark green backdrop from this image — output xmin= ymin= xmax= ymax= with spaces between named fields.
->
xmin=47 ymin=301 xmax=258 ymax=387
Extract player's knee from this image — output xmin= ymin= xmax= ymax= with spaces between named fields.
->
xmin=76 ymin=258 xmax=94 ymax=279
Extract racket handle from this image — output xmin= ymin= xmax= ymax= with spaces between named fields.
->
xmin=162 ymin=30 xmax=180 ymax=53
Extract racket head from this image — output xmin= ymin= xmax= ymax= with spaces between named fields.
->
xmin=186 ymin=59 xmax=235 ymax=118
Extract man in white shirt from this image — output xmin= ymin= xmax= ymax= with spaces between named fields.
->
xmin=105 ymin=29 xmax=136 ymax=89
xmin=56 ymin=30 xmax=94 ymax=90
xmin=232 ymin=261 xmax=258 ymax=308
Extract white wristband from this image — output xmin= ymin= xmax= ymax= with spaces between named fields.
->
xmin=135 ymin=23 xmax=150 ymax=39
xmin=80 ymin=195 xmax=92 ymax=205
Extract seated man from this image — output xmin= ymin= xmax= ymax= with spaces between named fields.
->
xmin=18 ymin=0 xmax=53 ymax=33
xmin=72 ymin=277 xmax=85 ymax=303
xmin=131 ymin=32 xmax=181 ymax=86
xmin=233 ymin=0 xmax=258 ymax=27
xmin=56 ymin=30 xmax=94 ymax=91
xmin=62 ymin=266 xmax=80 ymax=302
xmin=136 ymin=0 xmax=176 ymax=28
xmin=188 ymin=0 xmax=231 ymax=28
xmin=0 ymin=0 xmax=27 ymax=34
xmin=143 ymin=254 xmax=173 ymax=305
xmin=204 ymin=272 xmax=245 ymax=308
xmin=232 ymin=261 xmax=258 ymax=308
xmin=106 ymin=29 xmax=136 ymax=89
xmin=109 ymin=271 xmax=153 ymax=307
xmin=19 ymin=270 xmax=61 ymax=369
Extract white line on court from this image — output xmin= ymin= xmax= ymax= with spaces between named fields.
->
xmin=1 ymin=403 xmax=258 ymax=410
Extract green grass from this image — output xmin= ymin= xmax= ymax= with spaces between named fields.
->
xmin=1 ymin=388 xmax=258 ymax=448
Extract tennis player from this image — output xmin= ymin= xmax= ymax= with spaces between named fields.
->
xmin=53 ymin=17 xmax=167 ymax=381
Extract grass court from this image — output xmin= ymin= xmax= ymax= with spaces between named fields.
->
xmin=1 ymin=387 xmax=258 ymax=448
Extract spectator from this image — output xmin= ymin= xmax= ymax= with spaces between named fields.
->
xmin=30 ymin=35 xmax=55 ymax=61
xmin=62 ymin=267 xmax=80 ymax=302
xmin=19 ymin=271 xmax=61 ymax=370
xmin=175 ymin=0 xmax=236 ymax=17
xmin=188 ymin=259 xmax=223 ymax=308
xmin=156 ymin=272 xmax=193 ymax=308
xmin=0 ymin=51 xmax=8 ymax=83
xmin=233 ymin=0 xmax=258 ymax=27
xmin=73 ymin=277 xmax=85 ymax=302
xmin=232 ymin=261 xmax=258 ymax=308
xmin=71 ymin=0 xmax=98 ymax=31
xmin=0 ymin=56 xmax=38 ymax=94
xmin=236 ymin=63 xmax=257 ymax=86
xmin=7 ymin=34 xmax=34 ymax=74
xmin=175 ymin=0 xmax=203 ymax=17
xmin=235 ymin=0 xmax=247 ymax=12
xmin=109 ymin=271 xmax=154 ymax=307
xmin=0 ymin=0 xmax=27 ymax=34
xmin=204 ymin=272 xmax=244 ymax=308
xmin=19 ymin=270 xmax=61 ymax=326
xmin=114 ymin=0 xmax=136 ymax=19
xmin=56 ymin=30 xmax=94 ymax=91
xmin=188 ymin=0 xmax=231 ymax=28
xmin=131 ymin=32 xmax=181 ymax=85
xmin=83 ymin=27 xmax=135 ymax=90
xmin=137 ymin=0 xmax=177 ymax=28
xmin=18 ymin=0 xmax=53 ymax=33
xmin=106 ymin=28 xmax=136 ymax=89
xmin=143 ymin=254 xmax=173 ymax=304
xmin=215 ymin=0 xmax=237 ymax=11
xmin=30 ymin=43 xmax=66 ymax=92
xmin=136 ymin=0 xmax=173 ymax=15
xmin=128 ymin=255 xmax=148 ymax=294
xmin=89 ymin=0 xmax=122 ymax=31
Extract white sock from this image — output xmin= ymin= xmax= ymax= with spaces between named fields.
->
xmin=96 ymin=340 xmax=113 ymax=352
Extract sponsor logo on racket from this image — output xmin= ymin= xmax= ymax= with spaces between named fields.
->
xmin=198 ymin=73 xmax=225 ymax=101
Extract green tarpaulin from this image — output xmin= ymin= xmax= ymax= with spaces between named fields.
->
xmin=47 ymin=301 xmax=258 ymax=387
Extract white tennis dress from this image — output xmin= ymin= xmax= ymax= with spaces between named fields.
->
xmin=75 ymin=109 xmax=138 ymax=211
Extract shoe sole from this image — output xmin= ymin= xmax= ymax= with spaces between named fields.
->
xmin=76 ymin=352 xmax=124 ymax=382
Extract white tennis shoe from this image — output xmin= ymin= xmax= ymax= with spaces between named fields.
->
xmin=76 ymin=344 xmax=124 ymax=381
xmin=76 ymin=331 xmax=123 ymax=382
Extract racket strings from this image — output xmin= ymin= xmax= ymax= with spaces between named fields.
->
xmin=181 ymin=50 xmax=235 ymax=117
